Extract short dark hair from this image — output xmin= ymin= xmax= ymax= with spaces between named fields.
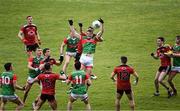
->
xmin=176 ymin=35 xmax=180 ymax=40
xmin=88 ymin=26 xmax=94 ymax=30
xmin=36 ymin=47 xmax=42 ymax=51
xmin=74 ymin=61 xmax=81 ymax=70
xmin=43 ymin=48 xmax=50 ymax=55
xmin=121 ymin=56 xmax=127 ymax=64
xmin=26 ymin=16 xmax=32 ymax=19
xmin=87 ymin=26 xmax=94 ymax=32
xmin=157 ymin=37 xmax=165 ymax=42
xmin=4 ymin=63 xmax=12 ymax=71
xmin=44 ymin=63 xmax=51 ymax=70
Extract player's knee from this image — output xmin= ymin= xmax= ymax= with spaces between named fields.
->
xmin=19 ymin=102 xmax=24 ymax=108
xmin=154 ymin=79 xmax=158 ymax=84
xmin=24 ymin=90 xmax=29 ymax=95
xmin=158 ymin=79 xmax=163 ymax=83
xmin=84 ymin=100 xmax=89 ymax=105
xmin=115 ymin=99 xmax=120 ymax=105
xmin=130 ymin=103 xmax=135 ymax=109
xmin=129 ymin=101 xmax=135 ymax=108
xmin=65 ymin=61 xmax=70 ymax=65
xmin=168 ymin=78 xmax=172 ymax=83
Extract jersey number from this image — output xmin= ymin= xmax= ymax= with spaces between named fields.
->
xmin=120 ymin=71 xmax=130 ymax=81
xmin=43 ymin=79 xmax=52 ymax=88
xmin=1 ymin=76 xmax=10 ymax=85
xmin=75 ymin=75 xmax=82 ymax=84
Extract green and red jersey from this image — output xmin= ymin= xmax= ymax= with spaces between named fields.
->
xmin=68 ymin=70 xmax=89 ymax=94
xmin=81 ymin=36 xmax=99 ymax=54
xmin=64 ymin=35 xmax=79 ymax=52
xmin=28 ymin=56 xmax=44 ymax=78
xmin=172 ymin=44 xmax=180 ymax=66
xmin=0 ymin=71 xmax=17 ymax=95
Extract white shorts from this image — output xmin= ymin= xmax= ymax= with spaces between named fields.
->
xmin=80 ymin=53 xmax=94 ymax=67
xmin=1 ymin=94 xmax=18 ymax=101
xmin=171 ymin=66 xmax=180 ymax=73
xmin=70 ymin=93 xmax=88 ymax=101
xmin=27 ymin=76 xmax=34 ymax=84
xmin=66 ymin=52 xmax=77 ymax=57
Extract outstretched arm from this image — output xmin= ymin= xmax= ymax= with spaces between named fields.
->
xmin=60 ymin=42 xmax=66 ymax=56
xmin=68 ymin=19 xmax=80 ymax=38
xmin=58 ymin=74 xmax=67 ymax=80
xmin=30 ymin=76 xmax=39 ymax=84
xmin=59 ymin=41 xmax=66 ymax=63
xmin=13 ymin=79 xmax=25 ymax=91
xmin=95 ymin=18 xmax=104 ymax=41
xmin=78 ymin=22 xmax=83 ymax=34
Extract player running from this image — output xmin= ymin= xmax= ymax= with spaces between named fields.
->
xmin=18 ymin=16 xmax=41 ymax=57
xmin=66 ymin=61 xmax=92 ymax=111
xmin=0 ymin=63 xmax=25 ymax=111
xmin=165 ymin=36 xmax=180 ymax=96
xmin=151 ymin=37 xmax=172 ymax=97
xmin=111 ymin=56 xmax=138 ymax=111
xmin=59 ymin=20 xmax=80 ymax=77
xmin=31 ymin=63 xmax=66 ymax=111
xmin=23 ymin=48 xmax=44 ymax=103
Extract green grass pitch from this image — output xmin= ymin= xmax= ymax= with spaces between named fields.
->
xmin=0 ymin=0 xmax=180 ymax=110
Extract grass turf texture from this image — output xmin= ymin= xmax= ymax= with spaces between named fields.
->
xmin=0 ymin=0 xmax=180 ymax=110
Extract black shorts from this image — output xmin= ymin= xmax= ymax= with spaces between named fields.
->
xmin=40 ymin=94 xmax=55 ymax=102
xmin=117 ymin=89 xmax=132 ymax=95
xmin=158 ymin=66 xmax=171 ymax=74
xmin=26 ymin=43 xmax=39 ymax=52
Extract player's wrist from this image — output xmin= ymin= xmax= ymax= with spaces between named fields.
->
xmin=68 ymin=19 xmax=73 ymax=26
xmin=34 ymin=68 xmax=39 ymax=71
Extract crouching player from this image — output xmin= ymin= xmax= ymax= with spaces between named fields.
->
xmin=111 ymin=56 xmax=139 ymax=111
xmin=66 ymin=61 xmax=92 ymax=111
xmin=0 ymin=63 xmax=25 ymax=111
xmin=31 ymin=63 xmax=66 ymax=111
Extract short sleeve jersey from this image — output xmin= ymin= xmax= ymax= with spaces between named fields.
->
xmin=20 ymin=24 xmax=38 ymax=45
xmin=38 ymin=73 xmax=60 ymax=95
xmin=113 ymin=65 xmax=134 ymax=90
xmin=28 ymin=56 xmax=44 ymax=78
xmin=172 ymin=45 xmax=180 ymax=66
xmin=64 ymin=35 xmax=80 ymax=52
xmin=68 ymin=70 xmax=89 ymax=94
xmin=0 ymin=71 xmax=17 ymax=95
xmin=156 ymin=45 xmax=171 ymax=66
xmin=81 ymin=36 xmax=98 ymax=54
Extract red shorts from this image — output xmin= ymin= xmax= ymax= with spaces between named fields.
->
xmin=158 ymin=66 xmax=171 ymax=74
xmin=40 ymin=94 xmax=55 ymax=102
xmin=117 ymin=89 xmax=132 ymax=95
xmin=26 ymin=43 xmax=39 ymax=52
